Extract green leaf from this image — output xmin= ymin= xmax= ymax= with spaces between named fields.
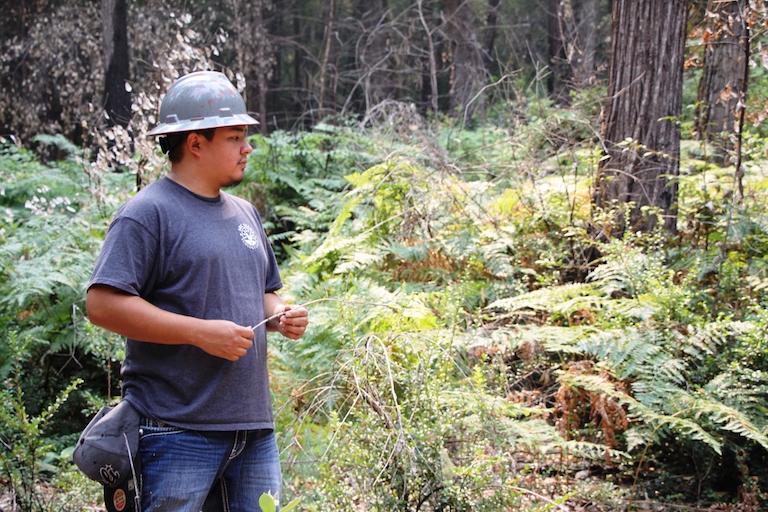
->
xmin=258 ymin=492 xmax=277 ymax=512
xmin=281 ymin=497 xmax=302 ymax=512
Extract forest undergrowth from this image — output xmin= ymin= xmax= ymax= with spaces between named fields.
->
xmin=2 ymin=94 xmax=768 ymax=511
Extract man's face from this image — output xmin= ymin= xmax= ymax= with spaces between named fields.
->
xmin=202 ymin=126 xmax=252 ymax=188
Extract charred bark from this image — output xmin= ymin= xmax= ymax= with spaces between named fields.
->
xmin=102 ymin=0 xmax=131 ymax=128
xmin=483 ymin=0 xmax=500 ymax=70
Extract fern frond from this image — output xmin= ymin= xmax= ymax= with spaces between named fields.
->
xmin=683 ymin=321 xmax=754 ymax=359
xmin=515 ymin=324 xmax=599 ymax=354
xmin=587 ymin=249 xmax=651 ymax=297
xmin=477 ymin=226 xmax=518 ymax=279
xmin=557 ymin=372 xmax=631 ymax=403
xmin=334 ymin=250 xmax=385 ymax=275
xmin=578 ymin=328 xmax=686 ymax=384
xmin=693 ymin=397 xmax=768 ymax=450
xmin=302 ymin=230 xmax=370 ymax=270
xmin=487 ymin=282 xmax=602 ymax=317
xmin=505 ymin=417 xmax=630 ymax=462
xmin=626 ymin=401 xmax=724 ymax=454
xmin=703 ymin=371 xmax=768 ymax=419
xmin=605 ymin=297 xmax=658 ymax=322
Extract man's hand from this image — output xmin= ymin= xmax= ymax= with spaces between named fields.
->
xmin=275 ymin=304 xmax=308 ymax=340
xmin=194 ymin=320 xmax=255 ymax=361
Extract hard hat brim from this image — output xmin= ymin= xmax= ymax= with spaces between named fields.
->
xmin=147 ymin=113 xmax=259 ymax=137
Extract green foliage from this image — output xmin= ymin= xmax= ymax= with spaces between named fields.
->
xmin=486 ymin=224 xmax=768 ymax=503
xmin=274 ymin=307 xmax=572 ymax=511
xmin=4 ymin=72 xmax=768 ymax=509
xmin=0 ymin=334 xmax=82 ymax=511
xmin=0 ymin=141 xmax=123 ymax=404
xmin=0 ymin=141 xmax=126 ymax=508
xmin=233 ymin=123 xmax=378 ymax=260
xmin=261 ymin=107 xmax=768 ymax=508
xmin=259 ymin=491 xmax=300 ymax=512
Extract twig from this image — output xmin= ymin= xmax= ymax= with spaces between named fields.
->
xmin=249 ymin=297 xmax=401 ymax=331
xmin=508 ymin=486 xmax=570 ymax=511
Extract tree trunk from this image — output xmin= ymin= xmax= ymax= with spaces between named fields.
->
xmin=354 ymin=0 xmax=393 ymax=112
xmin=593 ymin=0 xmax=687 ymax=236
xmin=102 ymin=0 xmax=131 ymax=128
xmin=318 ymin=0 xmax=335 ymax=115
xmin=253 ymin=2 xmax=270 ymax=136
xmin=483 ymin=0 xmax=500 ymax=68
xmin=695 ymin=0 xmax=747 ymax=157
xmin=419 ymin=0 xmax=439 ymax=116
xmin=568 ymin=0 xmax=598 ymax=89
xmin=231 ymin=0 xmax=273 ymax=135
xmin=546 ymin=0 xmax=568 ymax=99
xmin=442 ymin=0 xmax=488 ymax=118
xmin=548 ymin=0 xmax=599 ymax=98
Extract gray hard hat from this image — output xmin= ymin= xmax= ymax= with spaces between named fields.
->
xmin=147 ymin=71 xmax=258 ymax=137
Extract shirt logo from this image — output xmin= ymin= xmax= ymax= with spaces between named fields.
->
xmin=238 ymin=223 xmax=260 ymax=250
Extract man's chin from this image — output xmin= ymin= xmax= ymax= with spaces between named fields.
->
xmin=223 ymin=179 xmax=243 ymax=189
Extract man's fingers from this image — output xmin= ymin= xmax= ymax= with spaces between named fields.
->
xmin=281 ymin=306 xmax=308 ymax=321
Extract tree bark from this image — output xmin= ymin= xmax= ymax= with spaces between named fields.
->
xmin=548 ymin=0 xmax=600 ymax=98
xmin=442 ymin=0 xmax=488 ymax=118
xmin=318 ymin=0 xmax=335 ymax=115
xmin=253 ymin=2 xmax=270 ymax=135
xmin=695 ymin=0 xmax=747 ymax=156
xmin=483 ymin=0 xmax=500 ymax=68
xmin=231 ymin=0 xmax=273 ymax=135
xmin=354 ymin=0 xmax=394 ymax=112
xmin=593 ymin=0 xmax=688 ymax=236
xmin=419 ymin=0 xmax=439 ymax=116
xmin=102 ymin=0 xmax=131 ymax=128
xmin=567 ymin=0 xmax=598 ymax=89
xmin=546 ymin=0 xmax=568 ymax=99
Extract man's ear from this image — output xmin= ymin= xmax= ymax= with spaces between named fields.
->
xmin=186 ymin=132 xmax=204 ymax=157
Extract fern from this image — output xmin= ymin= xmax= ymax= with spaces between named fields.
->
xmin=487 ymin=267 xmax=768 ymax=462
xmin=624 ymin=402 xmax=724 ymax=454
xmin=487 ymin=282 xmax=605 ymax=322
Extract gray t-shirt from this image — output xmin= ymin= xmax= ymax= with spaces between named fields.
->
xmin=88 ymin=177 xmax=283 ymax=431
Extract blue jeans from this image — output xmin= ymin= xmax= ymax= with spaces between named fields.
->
xmin=138 ymin=418 xmax=282 ymax=511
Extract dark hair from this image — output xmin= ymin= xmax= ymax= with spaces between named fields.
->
xmin=166 ymin=129 xmax=216 ymax=163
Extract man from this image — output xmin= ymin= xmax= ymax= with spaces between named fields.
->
xmin=86 ymin=71 xmax=308 ymax=511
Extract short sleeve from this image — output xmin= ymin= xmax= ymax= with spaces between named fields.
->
xmin=88 ymin=217 xmax=160 ymax=297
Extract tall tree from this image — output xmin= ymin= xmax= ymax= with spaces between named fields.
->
xmin=350 ymin=0 xmax=395 ymax=112
xmin=547 ymin=0 xmax=604 ymax=100
xmin=318 ymin=0 xmax=336 ymax=116
xmin=483 ymin=0 xmax=501 ymax=69
xmin=593 ymin=0 xmax=688 ymax=236
xmin=442 ymin=0 xmax=488 ymax=118
xmin=102 ymin=0 xmax=131 ymax=128
xmin=418 ymin=0 xmax=440 ymax=116
xmin=562 ymin=0 xmax=599 ymax=89
xmin=546 ymin=0 xmax=568 ymax=99
xmin=230 ymin=0 xmax=274 ymax=135
xmin=694 ymin=0 xmax=748 ymax=158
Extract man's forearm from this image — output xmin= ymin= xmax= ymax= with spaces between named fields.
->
xmin=86 ymin=284 xmax=256 ymax=361
xmin=87 ymin=284 xmax=208 ymax=344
